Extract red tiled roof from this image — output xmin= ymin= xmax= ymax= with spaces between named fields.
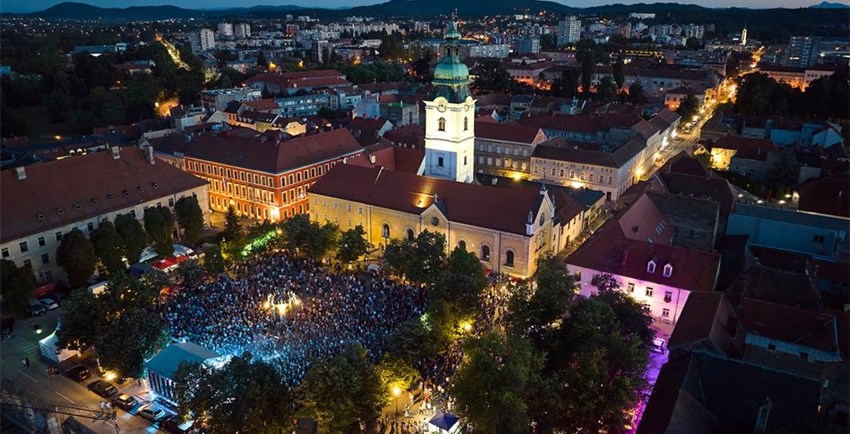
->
xmin=474 ymin=121 xmax=544 ymax=144
xmin=242 ymin=99 xmax=279 ymax=112
xmin=713 ymin=136 xmax=777 ymax=161
xmin=348 ymin=117 xmax=391 ymax=131
xmin=667 ymin=292 xmax=725 ymax=348
xmin=309 ymin=164 xmax=547 ymax=236
xmin=664 ymin=151 xmax=711 ymax=178
xmin=383 ymin=124 xmax=425 ymax=149
xmin=0 ymin=149 xmax=207 ymax=243
xmin=347 ymin=141 xmax=424 ymax=174
xmin=567 ymin=221 xmax=721 ymax=292
xmin=797 ymin=177 xmax=850 ymax=219
xmin=521 ymin=112 xmax=602 ymax=134
xmin=740 ymin=298 xmax=840 ymax=353
xmin=247 ymin=70 xmax=350 ymax=90
xmin=162 ymin=128 xmax=362 ymax=174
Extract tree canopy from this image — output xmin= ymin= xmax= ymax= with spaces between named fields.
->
xmin=0 ymin=260 xmax=35 ymax=316
xmin=175 ymin=196 xmax=204 ymax=246
xmin=56 ymin=229 xmax=97 ymax=287
xmin=90 ymin=220 xmax=127 ymax=274
xmin=144 ymin=206 xmax=175 ymax=256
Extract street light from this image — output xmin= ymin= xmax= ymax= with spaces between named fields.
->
xmin=392 ymin=386 xmax=401 ymax=416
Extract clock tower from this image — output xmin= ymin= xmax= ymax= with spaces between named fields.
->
xmin=420 ymin=16 xmax=476 ymax=184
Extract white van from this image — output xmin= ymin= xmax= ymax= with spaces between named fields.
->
xmin=172 ymin=244 xmax=198 ymax=260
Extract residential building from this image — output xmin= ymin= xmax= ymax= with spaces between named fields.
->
xmin=347 ymin=117 xmax=393 ymax=146
xmin=784 ymin=36 xmax=819 ymax=68
xmin=309 ymin=164 xmax=558 ymax=278
xmin=201 ymin=87 xmax=263 ymax=111
xmin=708 ymin=135 xmax=777 ymax=171
xmin=567 ymin=219 xmax=721 ymax=334
xmin=557 ymin=16 xmax=581 ymax=45
xmin=146 ymin=343 xmax=222 ymax=408
xmin=726 ymin=204 xmax=849 ymax=261
xmin=591 ymin=66 xmax=719 ymax=97
xmin=421 ymin=19 xmax=475 ymax=183
xmin=474 ymin=121 xmax=546 ymax=179
xmin=246 ymin=70 xmax=351 ymax=96
xmin=380 ymin=101 xmax=419 ymax=127
xmin=73 ymin=43 xmax=128 ymax=56
xmin=797 ymin=177 xmax=850 ymax=219
xmin=148 ymin=127 xmax=363 ymax=222
xmin=312 ymin=40 xmax=330 ymax=64
xmin=189 ymin=29 xmax=215 ymax=53
xmin=460 ymin=43 xmax=510 ymax=59
xmin=234 ymin=23 xmax=251 ymax=39
xmin=0 ymin=147 xmax=209 ymax=284
xmin=217 ymin=22 xmax=233 ymax=37
xmin=505 ymin=61 xmax=554 ymax=85
xmin=517 ymin=37 xmax=541 ymax=54
xmin=663 ymin=86 xmax=707 ymax=111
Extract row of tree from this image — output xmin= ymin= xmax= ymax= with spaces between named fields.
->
xmin=734 ymin=71 xmax=849 ymax=120
xmin=54 ymin=197 xmax=204 ymax=289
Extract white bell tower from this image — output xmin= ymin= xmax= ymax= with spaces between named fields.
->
xmin=420 ymin=16 xmax=476 ymax=184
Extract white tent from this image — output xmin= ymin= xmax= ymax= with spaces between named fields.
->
xmin=39 ymin=329 xmax=79 ymax=364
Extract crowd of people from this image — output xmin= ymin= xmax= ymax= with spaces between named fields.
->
xmin=159 ymin=253 xmax=427 ymax=385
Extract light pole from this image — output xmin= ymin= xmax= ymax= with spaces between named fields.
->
xmin=392 ymin=386 xmax=401 ymax=417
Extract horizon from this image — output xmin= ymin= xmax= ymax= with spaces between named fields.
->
xmin=2 ymin=0 xmax=849 ymax=14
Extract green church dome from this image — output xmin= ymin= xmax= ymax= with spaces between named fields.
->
xmin=431 ymin=16 xmax=471 ymax=103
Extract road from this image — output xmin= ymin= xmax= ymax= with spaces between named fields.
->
xmin=0 ymin=309 xmax=162 ymax=434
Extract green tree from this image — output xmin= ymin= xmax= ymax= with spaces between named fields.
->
xmin=451 ymin=333 xmax=546 ymax=434
xmin=612 ymin=54 xmax=625 ymax=91
xmin=767 ymin=147 xmax=801 ymax=197
xmin=223 ymin=205 xmax=241 ymax=242
xmin=550 ymin=296 xmax=650 ymax=433
xmin=597 ymin=76 xmax=618 ymax=102
xmin=90 ymin=221 xmax=127 ymax=274
xmin=376 ymin=353 xmax=420 ymax=396
xmin=628 ymin=82 xmax=647 ymax=104
xmin=507 ymin=255 xmax=576 ymax=348
xmin=0 ymin=260 xmax=35 ymax=316
xmin=430 ymin=247 xmax=486 ymax=311
xmin=56 ymin=288 xmax=104 ymax=351
xmin=174 ymin=352 xmax=294 ymax=434
xmin=98 ymin=308 xmax=168 ymax=378
xmin=378 ymin=34 xmax=403 ymax=60
xmin=576 ymin=40 xmax=598 ymax=96
xmin=550 ymin=67 xmax=580 ymax=98
xmin=175 ymin=196 xmax=204 ymax=246
xmin=298 ymin=345 xmax=385 ymax=434
xmin=337 ymin=225 xmax=370 ymax=264
xmin=677 ymin=94 xmax=700 ymax=122
xmin=306 ymin=222 xmax=339 ymax=259
xmin=202 ymin=244 xmax=226 ymax=275
xmin=56 ymin=229 xmax=97 ymax=287
xmin=174 ymin=260 xmax=204 ymax=288
xmin=144 ymin=206 xmax=175 ymax=256
xmin=388 ymin=315 xmax=442 ymax=363
xmin=257 ymin=51 xmax=268 ymax=69
xmin=590 ymin=273 xmax=620 ymax=293
xmin=1 ymin=103 xmax=28 ymax=137
xmin=317 ymin=106 xmax=337 ymax=120
xmin=45 ymin=89 xmax=72 ymax=123
xmin=115 ymin=213 xmax=148 ymax=264
xmin=474 ymin=59 xmax=513 ymax=93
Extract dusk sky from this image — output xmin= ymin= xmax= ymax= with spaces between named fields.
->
xmin=2 ymin=0 xmax=845 ymax=13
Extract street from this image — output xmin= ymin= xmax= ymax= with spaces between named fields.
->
xmin=0 ymin=309 xmax=162 ymax=434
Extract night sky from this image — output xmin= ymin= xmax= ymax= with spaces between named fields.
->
xmin=2 ymin=0 xmax=845 ymax=13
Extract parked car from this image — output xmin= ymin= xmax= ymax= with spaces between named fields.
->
xmin=172 ymin=244 xmax=198 ymax=260
xmin=28 ymin=299 xmax=46 ymax=317
xmin=650 ymin=337 xmax=666 ymax=354
xmin=87 ymin=380 xmax=118 ymax=398
xmin=139 ymin=247 xmax=158 ymax=263
xmin=161 ymin=415 xmax=194 ymax=434
xmin=137 ymin=404 xmax=167 ymax=422
xmin=113 ymin=393 xmax=138 ymax=411
xmin=39 ymin=298 xmax=59 ymax=310
xmin=66 ymin=365 xmax=91 ymax=382
xmin=52 ymin=292 xmax=68 ymax=305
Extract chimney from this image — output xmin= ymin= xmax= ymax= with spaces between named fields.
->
xmin=111 ymin=146 xmax=121 ymax=160
xmin=15 ymin=166 xmax=26 ymax=180
xmin=144 ymin=146 xmax=156 ymax=165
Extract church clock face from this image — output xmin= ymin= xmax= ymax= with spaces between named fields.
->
xmin=464 ymin=104 xmax=470 ymax=111
xmin=437 ymin=101 xmax=447 ymax=112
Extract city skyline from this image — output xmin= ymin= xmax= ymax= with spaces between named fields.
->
xmin=2 ymin=0 xmax=848 ymax=13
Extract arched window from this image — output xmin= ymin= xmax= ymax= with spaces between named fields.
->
xmin=505 ymin=250 xmax=515 ymax=267
xmin=663 ymin=263 xmax=673 ymax=277
xmin=463 ymin=117 xmax=468 ymax=131
xmin=438 ymin=117 xmax=446 ymax=132
xmin=458 ymin=240 xmax=467 ymax=251
xmin=406 ymin=228 xmax=415 ymax=241
xmin=647 ymin=260 xmax=656 ymax=274
xmin=382 ymin=223 xmax=390 ymax=238
xmin=481 ymin=245 xmax=491 ymax=261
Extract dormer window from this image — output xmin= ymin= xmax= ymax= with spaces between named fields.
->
xmin=663 ymin=264 xmax=673 ymax=277
xmin=647 ymin=260 xmax=656 ymax=274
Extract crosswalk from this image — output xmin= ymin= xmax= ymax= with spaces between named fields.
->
xmin=3 ymin=336 xmax=40 ymax=356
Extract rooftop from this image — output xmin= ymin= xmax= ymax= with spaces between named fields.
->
xmin=145 ymin=342 xmax=221 ymax=380
xmin=739 ymin=297 xmax=840 ymax=353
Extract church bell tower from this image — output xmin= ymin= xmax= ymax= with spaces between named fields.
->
xmin=420 ymin=15 xmax=476 ymax=184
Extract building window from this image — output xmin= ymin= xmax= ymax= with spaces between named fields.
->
xmin=664 ymin=291 xmax=673 ymax=303
xmin=662 ymin=308 xmax=670 ymax=318
xmin=55 ymin=231 xmax=62 ymax=241
xmin=505 ymin=250 xmax=515 ymax=267
xmin=647 ymin=260 xmax=656 ymax=274
xmin=463 ymin=117 xmax=468 ymax=131
xmin=1 ymin=248 xmax=8 ymax=258
xmin=37 ymin=236 xmax=45 ymax=247
xmin=663 ymin=264 xmax=672 ymax=277
xmin=382 ymin=224 xmax=390 ymax=238
xmin=464 ymin=156 xmax=468 ymax=166
xmin=767 ymin=343 xmax=777 ymax=351
xmin=646 ymin=287 xmax=654 ymax=297
xmin=627 ymin=282 xmax=635 ymax=293
xmin=458 ymin=240 xmax=466 ymax=251
xmin=800 ymin=352 xmax=809 ymax=361
xmin=438 ymin=157 xmax=444 ymax=167
xmin=481 ymin=245 xmax=491 ymax=261
xmin=407 ymin=228 xmax=415 ymax=241
xmin=438 ymin=117 xmax=446 ymax=132
xmin=23 ymin=259 xmax=31 ymax=269
xmin=813 ymin=235 xmax=825 ymax=244
xmin=41 ymin=253 xmax=49 ymax=265
xmin=19 ymin=241 xmax=28 ymax=253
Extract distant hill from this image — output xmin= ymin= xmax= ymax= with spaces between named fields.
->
xmin=22 ymin=1 xmax=303 ymax=21
xmin=344 ymin=0 xmax=576 ymax=17
xmin=809 ymin=1 xmax=850 ymax=8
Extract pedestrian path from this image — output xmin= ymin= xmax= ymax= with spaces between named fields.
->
xmin=3 ymin=336 xmax=39 ymax=356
